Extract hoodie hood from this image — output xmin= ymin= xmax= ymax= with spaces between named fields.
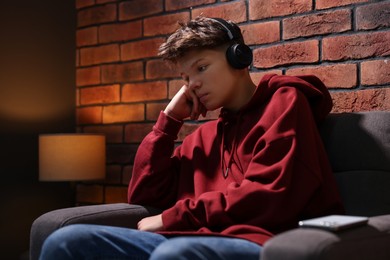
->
xmin=217 ymin=73 xmax=333 ymax=179
xmin=219 ymin=74 xmax=333 ymax=124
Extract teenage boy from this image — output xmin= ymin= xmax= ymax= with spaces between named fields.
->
xmin=39 ymin=16 xmax=343 ymax=260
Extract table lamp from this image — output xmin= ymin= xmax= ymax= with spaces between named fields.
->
xmin=39 ymin=134 xmax=106 ymax=181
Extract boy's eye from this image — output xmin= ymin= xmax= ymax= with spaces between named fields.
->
xmin=198 ymin=65 xmax=207 ymax=72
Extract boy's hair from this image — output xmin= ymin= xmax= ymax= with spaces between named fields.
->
xmin=158 ymin=16 xmax=245 ymax=63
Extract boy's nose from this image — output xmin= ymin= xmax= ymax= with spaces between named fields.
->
xmin=189 ymin=80 xmax=201 ymax=90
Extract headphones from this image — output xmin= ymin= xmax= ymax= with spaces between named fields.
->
xmin=210 ymin=18 xmax=253 ymax=69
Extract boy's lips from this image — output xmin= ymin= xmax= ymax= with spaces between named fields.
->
xmin=198 ymin=93 xmax=208 ymax=103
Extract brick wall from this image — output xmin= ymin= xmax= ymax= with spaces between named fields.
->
xmin=75 ymin=0 xmax=390 ymax=205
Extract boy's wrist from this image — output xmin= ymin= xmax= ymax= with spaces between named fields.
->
xmin=155 ymin=111 xmax=183 ymax=138
xmin=164 ymin=108 xmax=184 ymax=121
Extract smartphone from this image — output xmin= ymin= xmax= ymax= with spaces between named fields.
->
xmin=298 ymin=215 xmax=369 ymax=231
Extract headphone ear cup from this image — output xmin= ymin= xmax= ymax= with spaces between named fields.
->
xmin=226 ymin=44 xmax=253 ymax=69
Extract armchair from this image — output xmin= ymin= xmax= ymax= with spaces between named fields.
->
xmin=30 ymin=111 xmax=390 ymax=260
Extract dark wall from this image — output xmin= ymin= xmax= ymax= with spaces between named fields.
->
xmin=0 ymin=1 xmax=76 ymax=259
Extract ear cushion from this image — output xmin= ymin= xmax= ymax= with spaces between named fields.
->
xmin=226 ymin=43 xmax=253 ymax=69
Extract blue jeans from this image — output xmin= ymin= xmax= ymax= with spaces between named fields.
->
xmin=39 ymin=224 xmax=262 ymax=260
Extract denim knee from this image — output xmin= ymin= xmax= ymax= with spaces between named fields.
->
xmin=150 ymin=237 xmax=224 ymax=260
xmin=150 ymin=238 xmax=198 ymax=260
xmin=39 ymin=225 xmax=88 ymax=260
xmin=149 ymin=236 xmax=262 ymax=260
xmin=40 ymin=224 xmax=169 ymax=260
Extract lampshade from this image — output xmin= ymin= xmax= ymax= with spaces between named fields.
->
xmin=39 ymin=134 xmax=106 ymax=181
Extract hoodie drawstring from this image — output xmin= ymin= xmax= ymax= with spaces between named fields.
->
xmin=221 ymin=113 xmax=242 ymax=179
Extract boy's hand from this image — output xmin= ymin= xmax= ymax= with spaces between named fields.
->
xmin=164 ymin=85 xmax=207 ymax=121
xmin=137 ymin=214 xmax=164 ymax=232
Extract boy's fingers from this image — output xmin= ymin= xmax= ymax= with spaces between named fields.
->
xmin=187 ymin=89 xmax=200 ymax=120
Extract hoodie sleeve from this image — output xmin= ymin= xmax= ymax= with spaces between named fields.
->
xmin=161 ymin=85 xmax=343 ymax=233
xmin=127 ymin=111 xmax=183 ymax=209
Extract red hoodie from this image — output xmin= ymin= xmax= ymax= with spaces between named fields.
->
xmin=128 ymin=74 xmax=344 ymax=245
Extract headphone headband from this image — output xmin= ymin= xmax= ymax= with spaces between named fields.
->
xmin=210 ymin=18 xmax=238 ymax=41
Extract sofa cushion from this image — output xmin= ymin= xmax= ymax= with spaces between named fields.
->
xmin=319 ymin=111 xmax=390 ymax=172
xmin=262 ymin=215 xmax=390 ymax=260
xmin=334 ymin=170 xmax=390 ymax=216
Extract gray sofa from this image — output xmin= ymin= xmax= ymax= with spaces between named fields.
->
xmin=30 ymin=111 xmax=390 ymax=260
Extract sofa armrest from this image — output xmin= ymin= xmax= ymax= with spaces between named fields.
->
xmin=261 ymin=215 xmax=390 ymax=260
xmin=30 ymin=203 xmax=161 ymax=260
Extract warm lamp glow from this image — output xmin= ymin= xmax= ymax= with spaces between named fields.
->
xmin=39 ymin=134 xmax=106 ymax=181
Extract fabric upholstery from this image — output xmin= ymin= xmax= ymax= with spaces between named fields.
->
xmin=319 ymin=112 xmax=390 ymax=216
xmin=319 ymin=112 xmax=389 ymax=172
xmin=262 ymin=215 xmax=390 ymax=260
xmin=29 ymin=203 xmax=161 ymax=260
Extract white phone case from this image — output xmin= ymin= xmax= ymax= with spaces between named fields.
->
xmin=298 ymin=215 xmax=368 ymax=231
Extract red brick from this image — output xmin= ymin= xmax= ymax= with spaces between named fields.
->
xmin=77 ymin=106 xmax=103 ymax=125
xmin=76 ymin=184 xmax=104 ymax=204
xmin=146 ymin=59 xmax=178 ymax=79
xmin=253 ymin=40 xmax=319 ymax=69
xmin=356 ymin=1 xmax=390 ymax=30
xmin=105 ymin=165 xmax=122 ymax=184
xmin=250 ymin=0 xmax=311 ymax=20
xmin=283 ymin=9 xmax=351 ymax=40
xmin=331 ymin=88 xmax=390 ymax=112
xmin=192 ymin=0 xmax=247 ymax=23
xmin=76 ymin=89 xmax=80 ymax=106
xmin=80 ymin=84 xmax=120 ymax=105
xmin=121 ymin=38 xmax=166 ymax=61
xmin=76 ymin=0 xmax=94 ymax=9
xmin=76 ymin=66 xmax=100 ymax=87
xmin=316 ymin=0 xmax=369 ymax=10
xmin=241 ymin=21 xmax=280 ymax=45
xmin=169 ymin=79 xmax=184 ymax=99
xmin=361 ymin=59 xmax=390 ymax=86
xmin=106 ymin=144 xmax=138 ymax=164
xmin=146 ymin=102 xmax=169 ymax=121
xmin=78 ymin=4 xmax=117 ymax=27
xmin=76 ymin=27 xmax=98 ymax=47
xmin=119 ymin=0 xmax=163 ymax=21
xmin=80 ymin=44 xmax=120 ymax=66
xmin=125 ymin=123 xmax=154 ymax=143
xmin=101 ymin=62 xmax=144 ymax=83
xmin=76 ymin=50 xmax=80 ymax=67
xmin=103 ymin=104 xmax=145 ymax=123
xmin=122 ymin=165 xmax=133 ymax=185
xmin=166 ymin=0 xmax=215 ymax=11
xmin=97 ymin=0 xmax=117 ymax=3
xmin=122 ymin=81 xmax=167 ymax=102
xmin=144 ymin=12 xmax=190 ymax=37
xmin=286 ymin=63 xmax=357 ymax=89
xmin=322 ymin=31 xmax=390 ymax=61
xmin=250 ymin=70 xmax=283 ymax=85
xmin=99 ymin=21 xmax=142 ymax=43
xmin=83 ymin=125 xmax=124 ymax=143
xmin=105 ymin=186 xmax=128 ymax=203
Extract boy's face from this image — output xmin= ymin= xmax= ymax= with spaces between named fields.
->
xmin=177 ymin=47 xmax=242 ymax=111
